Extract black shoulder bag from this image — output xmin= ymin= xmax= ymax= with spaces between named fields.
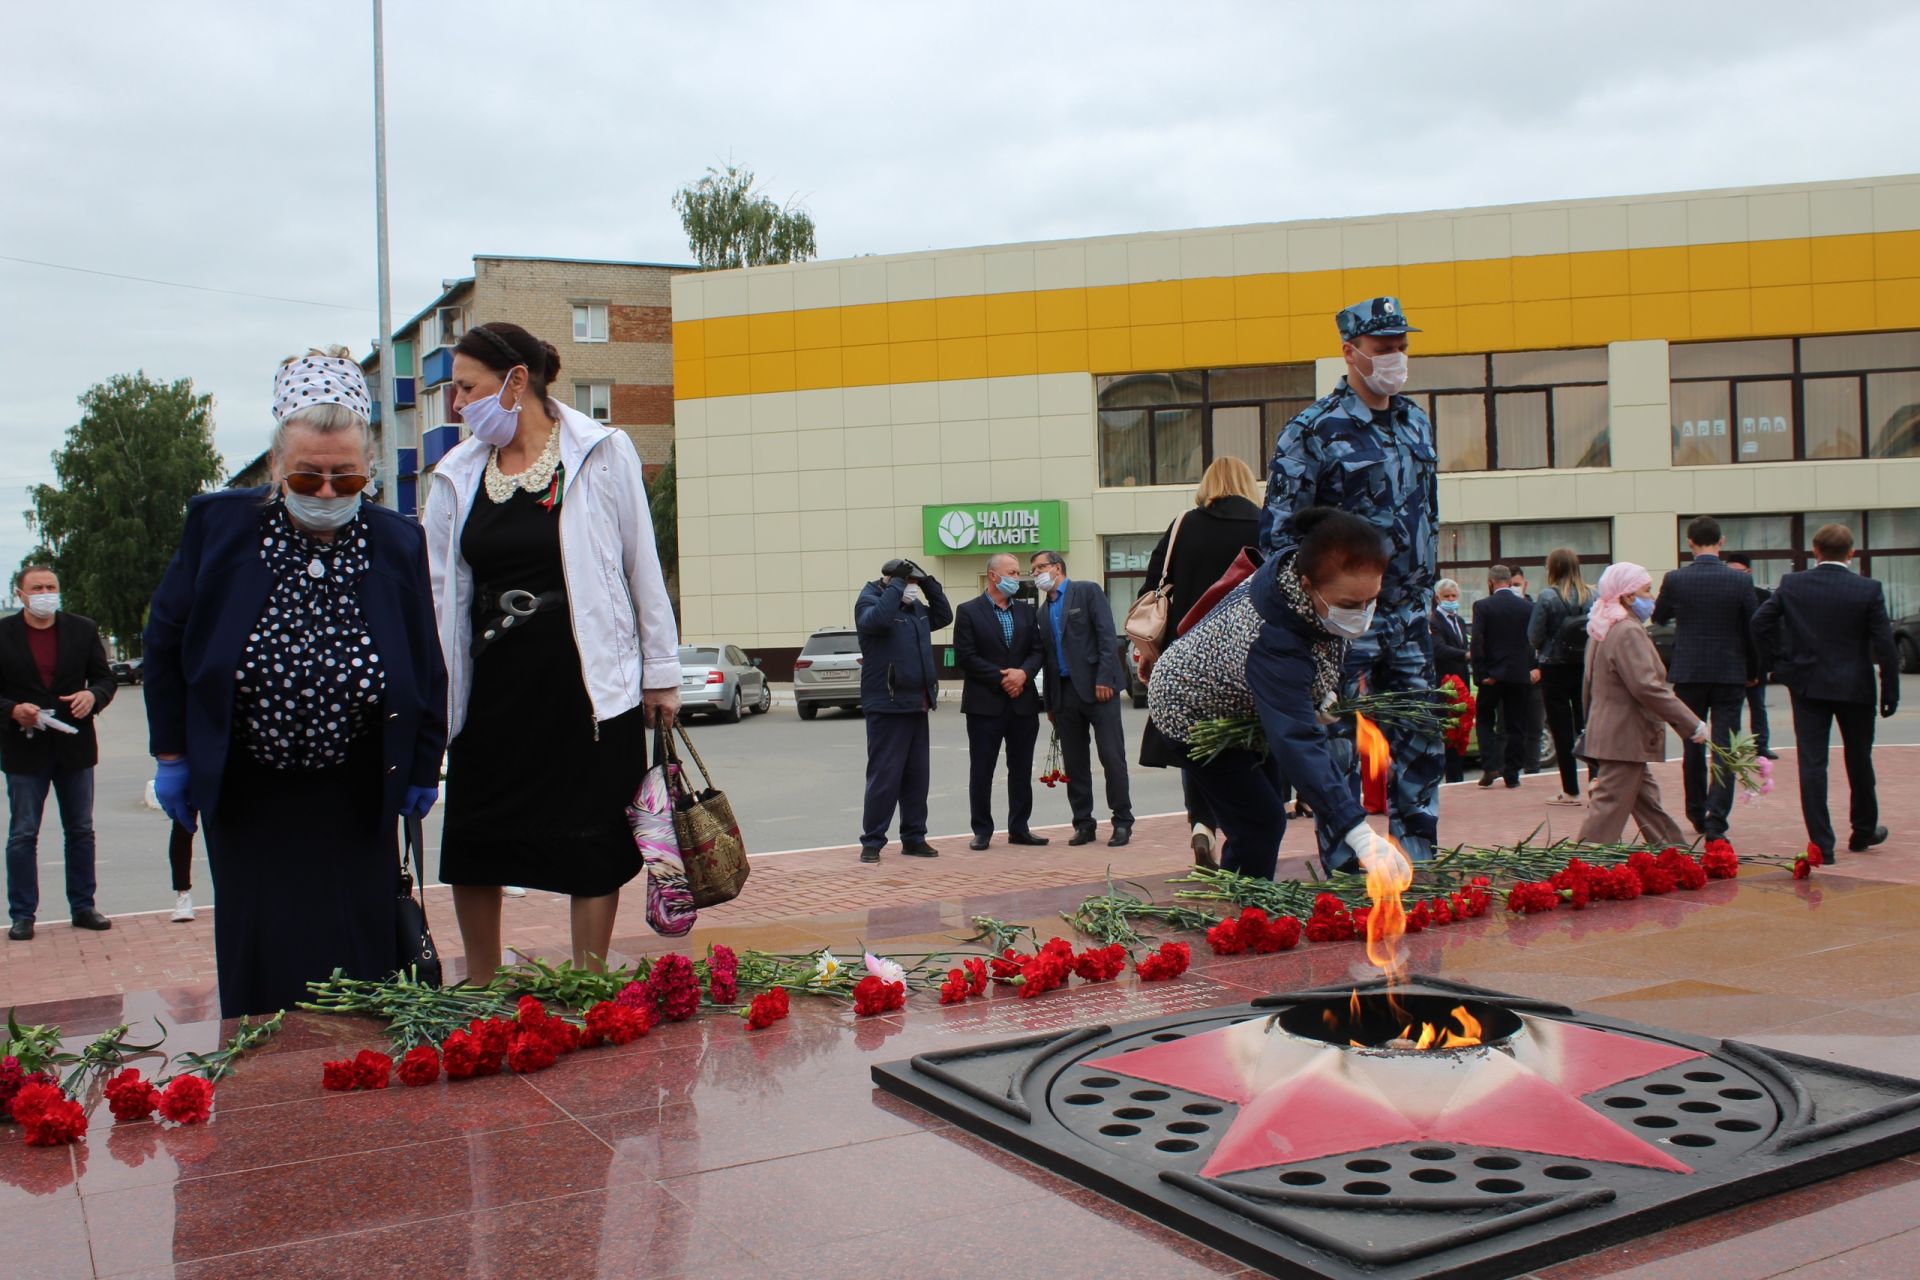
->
xmin=394 ymin=815 xmax=443 ymax=987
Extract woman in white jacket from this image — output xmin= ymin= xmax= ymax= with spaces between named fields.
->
xmin=424 ymin=321 xmax=680 ymax=979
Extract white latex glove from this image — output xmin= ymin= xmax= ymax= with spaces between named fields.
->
xmin=1689 ymin=719 xmax=1708 ymax=744
xmin=901 ymin=584 xmax=924 ymax=607
xmin=1343 ymin=821 xmax=1410 ymax=882
xmin=1315 ymin=690 xmax=1340 ymax=726
xmin=22 ymin=709 xmax=78 ymax=739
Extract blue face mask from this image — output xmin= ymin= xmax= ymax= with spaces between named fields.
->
xmin=995 ymin=576 xmax=1021 ymax=596
xmin=1629 ymin=596 xmax=1655 ymax=621
xmin=1439 ymin=599 xmax=1459 ymax=614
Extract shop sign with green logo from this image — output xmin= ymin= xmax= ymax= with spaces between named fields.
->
xmin=922 ymin=501 xmax=1067 ymax=557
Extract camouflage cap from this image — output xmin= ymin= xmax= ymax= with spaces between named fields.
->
xmin=1336 ymin=296 xmax=1421 ymax=341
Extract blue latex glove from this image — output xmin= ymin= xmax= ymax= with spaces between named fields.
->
xmin=402 ymin=784 xmax=439 ymax=821
xmin=154 ymin=758 xmax=196 ymax=833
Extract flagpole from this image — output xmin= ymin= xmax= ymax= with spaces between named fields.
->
xmin=372 ymin=0 xmax=398 ymax=509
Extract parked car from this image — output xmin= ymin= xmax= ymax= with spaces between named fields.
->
xmin=111 ymin=658 xmax=143 ymax=685
xmin=1895 ymin=612 xmax=1920 ymax=674
xmin=677 ymin=644 xmax=771 ymax=723
xmin=794 ymin=628 xmax=863 ymax=720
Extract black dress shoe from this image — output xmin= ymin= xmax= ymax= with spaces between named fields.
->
xmin=1504 ymin=777 xmax=1521 ymax=789
xmin=1068 ymin=827 xmax=1098 ymax=846
xmin=71 ymin=909 xmax=112 ymax=931
xmin=968 ymin=836 xmax=990 ymax=851
xmin=1007 ymin=832 xmax=1050 ymax=846
xmin=901 ymin=842 xmax=941 ymax=858
xmin=1759 ymin=747 xmax=1780 ymax=761
xmin=1849 ymin=825 xmax=1890 ymax=853
xmin=859 ymin=848 xmax=881 ymax=864
xmin=7 ymin=919 xmax=32 ymax=941
xmin=1107 ymin=824 xmax=1132 ymax=848
xmin=1477 ymin=773 xmax=1497 ymax=788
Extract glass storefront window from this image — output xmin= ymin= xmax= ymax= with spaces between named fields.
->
xmin=1553 ymin=385 xmax=1610 ymax=468
xmin=1669 ymin=339 xmax=1793 ymax=379
xmin=1801 ymin=331 xmax=1920 ymax=373
xmin=1867 ymin=371 xmax=1920 ymax=458
xmin=1494 ymin=391 xmax=1549 ymax=470
xmin=1103 ymin=534 xmax=1162 ymax=630
xmin=1734 ymin=380 xmax=1794 ymax=462
xmin=1440 ymin=519 xmax=1611 ymax=605
xmin=1098 ymin=409 xmax=1150 ymax=488
xmin=1412 ymin=348 xmax=1607 ymax=473
xmin=1672 ymin=382 xmax=1731 ymax=466
xmin=1434 ymin=394 xmax=1489 ymax=471
xmin=1097 ymin=364 xmax=1311 ymax=486
xmin=1803 ymin=377 xmax=1863 ymax=458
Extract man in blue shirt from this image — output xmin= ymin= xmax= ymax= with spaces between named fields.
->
xmin=1030 ymin=550 xmax=1132 ymax=846
xmin=1260 ymin=297 xmax=1440 ymax=869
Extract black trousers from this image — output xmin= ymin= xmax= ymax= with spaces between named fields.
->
xmin=1746 ymin=677 xmax=1770 ymax=751
xmin=1181 ymin=768 xmax=1219 ymax=829
xmin=1541 ymin=663 xmax=1586 ymax=796
xmin=966 ymin=709 xmax=1040 ymax=839
xmin=1186 ymin=749 xmax=1286 ymax=881
xmin=1477 ymin=681 xmax=1534 ymax=783
xmin=1789 ymin=692 xmax=1877 ymax=855
xmin=861 ymin=712 xmax=930 ymax=851
xmin=169 ymin=820 xmax=194 ymax=892
xmin=1676 ymin=682 xmax=1745 ymax=838
xmin=1053 ymin=682 xmax=1133 ymax=830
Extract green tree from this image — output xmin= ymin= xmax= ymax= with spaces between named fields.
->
xmin=649 ymin=447 xmax=678 ymax=605
xmin=671 ymin=163 xmax=818 ymax=270
xmin=26 ymin=372 xmax=224 ymax=651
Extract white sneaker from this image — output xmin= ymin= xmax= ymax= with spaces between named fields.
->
xmin=170 ymin=891 xmax=195 ymax=922
xmin=503 ymin=885 xmax=528 ymax=898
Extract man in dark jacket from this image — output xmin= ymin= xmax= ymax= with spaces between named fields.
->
xmin=3 ymin=566 xmax=117 ymax=940
xmin=1725 ymin=553 xmax=1779 ymax=760
xmin=854 ymin=557 xmax=952 ymax=864
xmin=1031 ymin=549 xmax=1133 ymax=846
xmin=1471 ymin=565 xmax=1538 ymax=788
xmin=1653 ymin=516 xmax=1759 ymax=839
xmin=1751 ymin=523 xmax=1899 ymax=861
xmin=953 ymin=553 xmax=1048 ymax=851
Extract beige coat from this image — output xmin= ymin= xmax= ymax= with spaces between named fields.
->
xmin=1580 ymin=622 xmax=1699 ymax=762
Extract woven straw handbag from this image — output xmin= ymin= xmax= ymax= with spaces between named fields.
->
xmin=666 ymin=723 xmax=750 ymax=909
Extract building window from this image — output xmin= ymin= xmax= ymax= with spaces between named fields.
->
xmin=572 ymin=303 xmax=609 ymax=343
xmin=1439 ymin=519 xmax=1613 ymax=604
xmin=423 ymin=305 xmax=468 ymax=350
xmin=574 ymin=381 xmax=612 ymax=422
xmin=1670 ymin=331 xmax=1920 ymax=465
xmin=421 ymin=386 xmax=456 ymax=431
xmin=1402 ymin=348 xmax=1610 ymax=473
xmin=1102 ymin=534 xmax=1161 ymax=629
xmin=1095 ymin=364 xmax=1314 ymax=487
xmin=1677 ymin=509 xmax=1920 ymax=617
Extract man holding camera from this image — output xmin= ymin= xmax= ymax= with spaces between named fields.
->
xmin=854 ymin=557 xmax=953 ymax=864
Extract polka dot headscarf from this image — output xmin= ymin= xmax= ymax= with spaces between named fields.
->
xmin=271 ymin=355 xmax=372 ymax=424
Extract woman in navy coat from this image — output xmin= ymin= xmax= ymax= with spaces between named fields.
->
xmin=145 ymin=349 xmax=446 ymax=1016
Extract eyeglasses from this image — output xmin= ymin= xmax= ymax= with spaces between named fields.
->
xmin=283 ymin=472 xmax=372 ymax=497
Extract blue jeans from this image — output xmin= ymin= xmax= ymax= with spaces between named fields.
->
xmin=6 ymin=768 xmax=96 ymax=922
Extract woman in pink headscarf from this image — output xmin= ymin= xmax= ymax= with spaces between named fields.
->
xmin=1574 ymin=563 xmax=1709 ymax=846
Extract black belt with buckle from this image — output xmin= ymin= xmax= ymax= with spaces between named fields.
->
xmin=472 ymin=586 xmax=567 ymax=658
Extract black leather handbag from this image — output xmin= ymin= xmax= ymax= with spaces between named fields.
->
xmin=394 ymin=815 xmax=443 ymax=987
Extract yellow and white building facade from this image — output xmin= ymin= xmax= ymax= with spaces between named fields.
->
xmin=669 ymin=174 xmax=1920 ymax=664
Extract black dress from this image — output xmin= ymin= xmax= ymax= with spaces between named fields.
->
xmin=440 ymin=481 xmax=647 ymax=896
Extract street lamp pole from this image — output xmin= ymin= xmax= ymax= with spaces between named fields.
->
xmin=372 ymin=0 xmax=398 ymax=509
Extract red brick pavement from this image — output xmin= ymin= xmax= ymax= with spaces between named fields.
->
xmin=3 ymin=748 xmax=1913 ymax=1008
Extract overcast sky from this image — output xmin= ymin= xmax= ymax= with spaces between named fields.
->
xmin=3 ymin=0 xmax=1914 ymax=577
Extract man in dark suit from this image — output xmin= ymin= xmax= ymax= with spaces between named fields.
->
xmin=1752 ymin=523 xmax=1899 ymax=861
xmin=1470 ymin=564 xmax=1538 ymax=788
xmin=2 ymin=565 xmax=117 ymax=940
xmin=1029 ymin=549 xmax=1133 ymax=846
xmin=1653 ymin=516 xmax=1759 ymax=840
xmin=953 ymin=553 xmax=1050 ymax=851
xmin=1725 ymin=553 xmax=1779 ymax=760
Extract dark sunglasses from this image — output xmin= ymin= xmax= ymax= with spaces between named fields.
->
xmin=284 ymin=472 xmax=372 ymax=497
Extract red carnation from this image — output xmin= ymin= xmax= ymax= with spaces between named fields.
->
xmin=1793 ymin=851 xmax=1813 ymax=879
xmin=158 ymin=1074 xmax=215 ymax=1125
xmin=1305 ymin=894 xmax=1357 ymax=942
xmin=708 ymin=945 xmax=740 ymax=1005
xmin=440 ymin=1031 xmax=481 ymax=1080
xmin=1135 ymin=940 xmax=1191 ymax=982
xmin=397 ymin=1046 xmax=441 ymax=1087
xmin=649 ymin=954 xmax=703 ymax=1021
xmin=351 ymin=1049 xmax=392 ymax=1090
xmin=104 ymin=1068 xmax=162 ymax=1122
xmin=1506 ymin=882 xmax=1559 ymax=914
xmin=939 ymin=971 xmax=971 ymax=1004
xmin=852 ymin=975 xmax=906 ymax=1016
xmin=746 ymin=988 xmax=790 ymax=1029
xmin=1263 ymin=914 xmax=1303 ymax=951
xmin=320 ymin=1059 xmax=358 ymax=1091
xmin=963 ymin=957 xmax=989 ymax=995
xmin=1073 ymin=944 xmax=1128 ymax=983
xmin=1805 ymin=843 xmax=1825 ymax=867
xmin=1702 ymin=844 xmax=1739 ymax=879
xmin=990 ymin=949 xmax=1027 ymax=983
xmin=11 ymin=1081 xmax=86 ymax=1146
xmin=585 ymin=1000 xmax=653 ymax=1046
xmin=1205 ymin=917 xmax=1245 ymax=955
xmin=507 ymin=1030 xmax=559 ymax=1074
xmin=0 ymin=1055 xmax=24 ymax=1113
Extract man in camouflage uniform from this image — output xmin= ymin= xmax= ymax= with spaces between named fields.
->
xmin=1259 ymin=296 xmax=1440 ymax=870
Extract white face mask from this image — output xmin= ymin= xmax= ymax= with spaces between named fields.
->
xmin=460 ymin=368 xmax=524 ymax=447
xmin=1310 ymin=583 xmax=1377 ymax=639
xmin=1353 ymin=348 xmax=1410 ymax=398
xmin=23 ymin=593 xmax=59 ymax=619
xmin=1034 ymin=571 xmax=1057 ymax=594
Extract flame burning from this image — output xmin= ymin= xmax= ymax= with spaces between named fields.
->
xmin=1354 ymin=714 xmax=1411 ymax=981
xmin=1400 ymin=1005 xmax=1484 ymax=1050
xmin=1356 ymin=713 xmax=1389 ymax=814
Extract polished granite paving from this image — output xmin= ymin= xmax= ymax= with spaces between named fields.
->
xmin=5 ymin=856 xmax=1919 ymax=1279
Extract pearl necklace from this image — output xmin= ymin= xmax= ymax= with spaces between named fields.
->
xmin=483 ymin=424 xmax=561 ymax=505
